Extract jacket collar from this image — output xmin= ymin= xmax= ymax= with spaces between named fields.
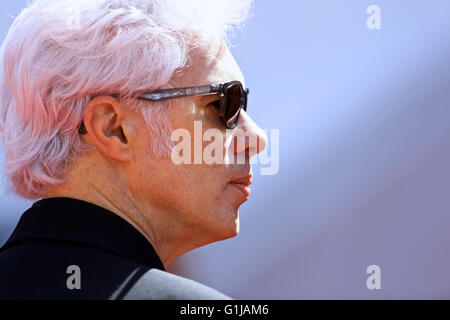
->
xmin=1 ymin=197 xmax=165 ymax=270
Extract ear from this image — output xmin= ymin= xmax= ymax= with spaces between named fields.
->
xmin=82 ymin=95 xmax=133 ymax=162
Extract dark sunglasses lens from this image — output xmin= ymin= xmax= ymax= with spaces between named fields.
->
xmin=225 ymin=84 xmax=243 ymax=128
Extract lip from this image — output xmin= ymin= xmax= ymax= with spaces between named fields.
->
xmin=229 ymin=182 xmax=251 ymax=198
xmin=229 ymin=174 xmax=252 ymax=198
xmin=230 ymin=175 xmax=252 ymax=186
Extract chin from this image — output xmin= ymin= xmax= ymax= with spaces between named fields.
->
xmin=195 ymin=198 xmax=242 ymax=245
xmin=215 ymin=209 xmax=240 ymax=240
xmin=223 ymin=221 xmax=240 ymax=240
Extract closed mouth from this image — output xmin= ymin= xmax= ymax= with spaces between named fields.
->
xmin=229 ymin=174 xmax=252 ymax=198
xmin=229 ymin=182 xmax=251 ymax=198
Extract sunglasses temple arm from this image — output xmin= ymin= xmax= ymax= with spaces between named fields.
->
xmin=138 ymin=84 xmax=222 ymax=101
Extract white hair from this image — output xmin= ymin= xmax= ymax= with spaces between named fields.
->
xmin=0 ymin=0 xmax=253 ymax=199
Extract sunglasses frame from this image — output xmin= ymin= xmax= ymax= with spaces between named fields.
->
xmin=137 ymin=80 xmax=248 ymax=129
xmin=78 ymin=80 xmax=248 ymax=134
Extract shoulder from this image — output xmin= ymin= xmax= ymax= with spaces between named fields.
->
xmin=0 ymin=240 xmax=154 ymax=299
xmin=120 ymin=268 xmax=232 ymax=300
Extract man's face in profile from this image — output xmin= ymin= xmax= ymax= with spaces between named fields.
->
xmin=127 ymin=40 xmax=267 ymax=246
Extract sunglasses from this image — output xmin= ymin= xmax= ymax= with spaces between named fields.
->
xmin=78 ymin=80 xmax=248 ymax=134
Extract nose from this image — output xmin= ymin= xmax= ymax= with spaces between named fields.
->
xmin=232 ymin=110 xmax=267 ymax=159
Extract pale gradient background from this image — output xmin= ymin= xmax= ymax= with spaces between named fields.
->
xmin=1 ymin=0 xmax=450 ymax=299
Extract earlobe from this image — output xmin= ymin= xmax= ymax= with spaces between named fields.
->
xmin=82 ymin=96 xmax=131 ymax=162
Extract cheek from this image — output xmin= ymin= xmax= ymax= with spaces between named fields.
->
xmin=173 ymin=165 xmax=225 ymax=202
xmin=137 ymin=106 xmax=233 ymax=210
xmin=134 ymin=156 xmax=240 ymax=239
xmin=135 ymin=158 xmax=225 ymax=210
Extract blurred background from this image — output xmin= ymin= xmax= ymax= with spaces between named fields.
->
xmin=1 ymin=0 xmax=450 ymax=299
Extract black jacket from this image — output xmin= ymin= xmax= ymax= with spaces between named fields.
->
xmin=0 ymin=197 xmax=230 ymax=300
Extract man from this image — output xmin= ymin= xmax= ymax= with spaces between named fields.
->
xmin=0 ymin=0 xmax=267 ymax=299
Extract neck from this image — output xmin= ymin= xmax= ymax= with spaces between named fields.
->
xmin=43 ymin=159 xmax=190 ymax=268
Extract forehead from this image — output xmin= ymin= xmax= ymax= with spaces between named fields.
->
xmin=172 ymin=39 xmax=245 ymax=88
